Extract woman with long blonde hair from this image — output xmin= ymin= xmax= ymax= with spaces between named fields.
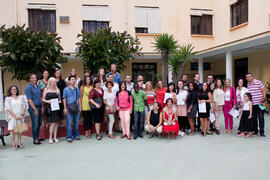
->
xmin=42 ymin=77 xmax=62 ymax=144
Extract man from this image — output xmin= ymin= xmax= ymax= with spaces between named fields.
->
xmin=194 ymin=73 xmax=202 ymax=88
xmin=65 ymin=68 xmax=81 ymax=87
xmin=25 ymin=73 xmax=42 ymax=145
xmin=103 ymin=74 xmax=119 ymax=94
xmin=125 ymin=74 xmax=134 ymax=91
xmin=181 ymin=74 xmax=189 ymax=91
xmin=105 ymin=64 xmax=122 ymax=86
xmin=63 ymin=75 xmax=82 ymax=143
xmin=207 ymin=74 xmax=214 ymax=85
xmin=246 ymin=72 xmax=266 ymax=137
xmin=137 ymin=75 xmax=145 ymax=90
xmin=132 ymin=83 xmax=147 ymax=139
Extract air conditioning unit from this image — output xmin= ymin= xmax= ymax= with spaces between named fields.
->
xmin=60 ymin=16 xmax=69 ymax=23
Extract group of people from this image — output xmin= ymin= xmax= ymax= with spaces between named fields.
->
xmin=4 ymin=64 xmax=267 ymax=150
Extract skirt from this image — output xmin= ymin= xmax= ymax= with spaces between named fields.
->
xmin=177 ymin=105 xmax=187 ymax=117
xmin=45 ymin=110 xmax=61 ymax=123
xmin=187 ymin=104 xmax=198 ymax=118
xmin=163 ymin=121 xmax=179 ymax=135
xmin=238 ymin=110 xmax=254 ymax=132
xmin=92 ymin=108 xmax=104 ymax=123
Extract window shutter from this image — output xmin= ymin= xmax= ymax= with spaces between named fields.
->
xmin=82 ymin=6 xmax=110 ymax=21
xmin=147 ymin=8 xmax=160 ymax=33
xmin=134 ymin=7 xmax=148 ymax=28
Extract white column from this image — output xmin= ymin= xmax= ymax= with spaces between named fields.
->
xmin=0 ymin=68 xmax=3 ymax=111
xmin=198 ymin=58 xmax=203 ymax=82
xmin=168 ymin=65 xmax=173 ymax=83
xmin=226 ymin=51 xmax=233 ymax=83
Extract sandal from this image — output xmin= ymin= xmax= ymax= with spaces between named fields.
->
xmin=127 ymin=136 xmax=131 ymax=140
xmin=200 ymin=131 xmax=206 ymax=136
xmin=53 ymin=139 xmax=59 ymax=143
xmin=121 ymin=135 xmax=126 ymax=139
xmin=13 ymin=145 xmax=18 ymax=150
xmin=108 ymin=134 xmax=115 ymax=139
xmin=245 ymin=133 xmax=252 ymax=138
xmin=17 ymin=144 xmax=24 ymax=149
xmin=96 ymin=134 xmax=102 ymax=141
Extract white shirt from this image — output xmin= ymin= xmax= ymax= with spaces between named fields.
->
xmin=236 ymin=87 xmax=249 ymax=103
xmin=224 ymin=90 xmax=230 ymax=101
xmin=126 ymin=82 xmax=134 ymax=91
xmin=103 ymin=90 xmax=116 ymax=109
xmin=243 ymin=101 xmax=251 ymax=111
xmin=103 ymin=83 xmax=119 ymax=95
xmin=177 ymin=91 xmax=188 ymax=105
xmin=213 ymin=89 xmax=225 ymax=106
xmin=65 ymin=77 xmax=81 ymax=88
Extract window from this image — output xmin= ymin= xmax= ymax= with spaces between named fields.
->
xmin=135 ymin=27 xmax=148 ymax=33
xmin=190 ymin=62 xmax=211 ymax=71
xmin=28 ymin=9 xmax=56 ymax=33
xmin=132 ymin=63 xmax=157 ymax=82
xmin=134 ymin=7 xmax=160 ymax=34
xmin=191 ymin=15 xmax=212 ymax=35
xmin=231 ymin=0 xmax=248 ymax=28
xmin=83 ymin=21 xmax=109 ymax=32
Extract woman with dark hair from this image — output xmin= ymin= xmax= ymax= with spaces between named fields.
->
xmin=80 ymin=76 xmax=93 ymax=138
xmin=186 ymin=82 xmax=198 ymax=135
xmin=115 ymin=81 xmax=133 ymax=140
xmin=145 ymin=102 xmax=163 ymax=138
xmin=54 ymin=69 xmax=66 ymax=120
xmin=165 ymin=82 xmax=177 ymax=105
xmin=37 ymin=70 xmax=49 ymax=91
xmin=5 ymin=86 xmax=26 ymax=150
xmin=89 ymin=79 xmax=104 ymax=140
xmin=163 ymin=98 xmax=179 ymax=139
xmin=176 ymin=81 xmax=188 ymax=135
xmin=198 ymin=82 xmax=213 ymax=136
xmin=155 ymin=80 xmax=167 ymax=109
xmin=213 ymin=79 xmax=224 ymax=135
xmin=236 ymin=78 xmax=249 ymax=111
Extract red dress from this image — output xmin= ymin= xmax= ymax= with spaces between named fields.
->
xmin=163 ymin=108 xmax=179 ymax=135
xmin=156 ymin=88 xmax=167 ymax=109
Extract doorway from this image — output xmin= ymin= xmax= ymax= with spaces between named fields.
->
xmin=234 ymin=57 xmax=248 ymax=87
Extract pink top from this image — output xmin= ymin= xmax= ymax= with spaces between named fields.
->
xmin=115 ymin=91 xmax=133 ymax=111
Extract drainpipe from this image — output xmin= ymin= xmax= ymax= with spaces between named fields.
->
xmin=124 ymin=0 xmax=128 ymax=32
xmin=15 ymin=0 xmax=18 ymax=25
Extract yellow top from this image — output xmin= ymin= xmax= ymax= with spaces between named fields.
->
xmin=81 ymin=86 xmax=92 ymax=111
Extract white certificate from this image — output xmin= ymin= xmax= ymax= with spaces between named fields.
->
xmin=50 ymin=98 xmax=60 ymax=111
xmin=229 ymin=109 xmax=239 ymax=118
xmin=209 ymin=112 xmax=215 ymax=123
xmin=198 ymin=102 xmax=207 ymax=113
xmin=164 ymin=93 xmax=172 ymax=103
xmin=177 ymin=94 xmax=185 ymax=105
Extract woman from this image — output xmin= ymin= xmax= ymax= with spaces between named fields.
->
xmin=145 ymin=81 xmax=156 ymax=111
xmin=165 ymin=82 xmax=177 ymax=105
xmin=80 ymin=76 xmax=93 ymax=138
xmin=198 ymin=82 xmax=213 ymax=136
xmin=89 ymin=79 xmax=105 ymax=140
xmin=65 ymin=68 xmax=81 ymax=87
xmin=223 ymin=79 xmax=237 ymax=134
xmin=176 ymin=81 xmax=188 ymax=134
xmin=163 ymin=98 xmax=179 ymax=139
xmin=97 ymin=68 xmax=106 ymax=89
xmin=5 ymin=86 xmax=26 ymax=150
xmin=186 ymin=82 xmax=198 ymax=135
xmin=115 ymin=81 xmax=133 ymax=140
xmin=37 ymin=70 xmax=49 ymax=92
xmin=42 ymin=77 xmax=61 ymax=144
xmin=213 ymin=79 xmax=224 ymax=135
xmin=236 ymin=78 xmax=249 ymax=111
xmin=54 ymin=69 xmax=66 ymax=120
xmin=103 ymin=81 xmax=116 ymax=138
xmin=145 ymin=102 xmax=163 ymax=138
xmin=156 ymin=80 xmax=167 ymax=109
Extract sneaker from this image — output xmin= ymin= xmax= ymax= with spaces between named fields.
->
xmin=260 ymin=133 xmax=266 ymax=137
xmin=179 ymin=131 xmax=185 ymax=137
xmin=66 ymin=139 xmax=73 ymax=143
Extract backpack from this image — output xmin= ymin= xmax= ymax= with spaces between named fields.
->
xmin=116 ymin=90 xmax=132 ymax=107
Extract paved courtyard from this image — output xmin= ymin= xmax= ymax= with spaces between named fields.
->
xmin=1 ymin=115 xmax=270 ymax=180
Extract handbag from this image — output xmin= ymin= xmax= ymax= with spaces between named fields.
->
xmin=106 ymin=107 xmax=116 ymax=114
xmin=44 ymin=104 xmax=51 ymax=115
xmin=67 ymin=88 xmax=79 ymax=114
xmin=89 ymin=97 xmax=103 ymax=109
xmin=14 ymin=120 xmax=28 ymax=134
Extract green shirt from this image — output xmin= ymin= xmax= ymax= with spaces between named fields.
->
xmin=132 ymin=90 xmax=147 ymax=112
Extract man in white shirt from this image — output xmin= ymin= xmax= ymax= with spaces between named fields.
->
xmin=125 ymin=74 xmax=134 ymax=91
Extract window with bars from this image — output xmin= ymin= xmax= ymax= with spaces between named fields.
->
xmin=231 ymin=0 xmax=248 ymax=28
xmin=191 ymin=15 xmax=212 ymax=35
xmin=28 ymin=9 xmax=56 ymax=33
xmin=83 ymin=21 xmax=109 ymax=32
xmin=190 ymin=62 xmax=211 ymax=71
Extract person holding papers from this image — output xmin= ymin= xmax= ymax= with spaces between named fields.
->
xmin=223 ymin=79 xmax=237 ymax=134
xmin=42 ymin=77 xmax=61 ymax=144
xmin=198 ymin=82 xmax=213 ymax=136
xmin=176 ymin=81 xmax=188 ymax=135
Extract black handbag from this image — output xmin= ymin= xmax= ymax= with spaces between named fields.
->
xmin=89 ymin=97 xmax=103 ymax=109
xmin=67 ymin=88 xmax=79 ymax=114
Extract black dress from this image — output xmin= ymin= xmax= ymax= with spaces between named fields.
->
xmin=45 ymin=92 xmax=61 ymax=123
xmin=150 ymin=110 xmax=160 ymax=127
xmin=198 ymin=91 xmax=210 ymax=118
xmin=186 ymin=90 xmax=198 ymax=118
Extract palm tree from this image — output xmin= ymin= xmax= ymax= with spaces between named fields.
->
xmin=168 ymin=43 xmax=195 ymax=82
xmin=153 ymin=34 xmax=178 ymax=85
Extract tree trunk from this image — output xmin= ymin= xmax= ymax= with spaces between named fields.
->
xmin=161 ymin=52 xmax=168 ymax=86
xmin=177 ymin=61 xmax=186 ymax=81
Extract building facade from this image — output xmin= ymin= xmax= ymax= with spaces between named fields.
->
xmin=0 ymin=0 xmax=270 ymax=103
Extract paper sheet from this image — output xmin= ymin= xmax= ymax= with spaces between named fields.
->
xmin=198 ymin=102 xmax=207 ymax=113
xmin=177 ymin=94 xmax=185 ymax=105
xmin=164 ymin=93 xmax=172 ymax=103
xmin=50 ymin=98 xmax=60 ymax=111
xmin=209 ymin=112 xmax=215 ymax=123
xmin=229 ymin=109 xmax=239 ymax=118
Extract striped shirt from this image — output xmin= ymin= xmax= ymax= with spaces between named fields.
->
xmin=247 ymin=79 xmax=264 ymax=105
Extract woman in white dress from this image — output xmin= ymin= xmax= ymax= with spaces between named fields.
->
xmin=5 ymin=86 xmax=26 ymax=150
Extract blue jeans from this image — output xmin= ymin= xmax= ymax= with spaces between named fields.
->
xmin=133 ymin=111 xmax=144 ymax=137
xmin=28 ymin=107 xmax=42 ymax=141
xmin=66 ymin=112 xmax=80 ymax=140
